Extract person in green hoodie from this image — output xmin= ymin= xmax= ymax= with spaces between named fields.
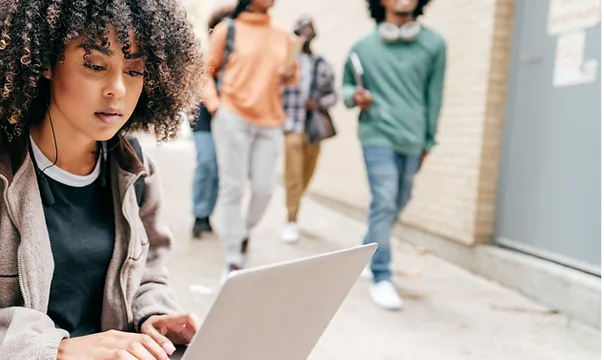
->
xmin=342 ymin=0 xmax=446 ymax=311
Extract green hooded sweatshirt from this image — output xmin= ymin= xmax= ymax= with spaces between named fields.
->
xmin=342 ymin=25 xmax=446 ymax=155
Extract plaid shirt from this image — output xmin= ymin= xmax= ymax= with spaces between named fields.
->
xmin=283 ymin=53 xmax=337 ymax=134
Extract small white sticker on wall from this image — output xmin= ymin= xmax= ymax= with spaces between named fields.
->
xmin=553 ymin=31 xmax=599 ymax=87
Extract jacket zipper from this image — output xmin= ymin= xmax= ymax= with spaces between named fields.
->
xmin=0 ymin=174 xmax=29 ymax=308
xmin=119 ymin=173 xmax=143 ymax=327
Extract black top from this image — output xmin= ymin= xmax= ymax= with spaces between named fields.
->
xmin=43 ymin=168 xmax=115 ymax=337
xmin=190 ymin=103 xmax=212 ymax=132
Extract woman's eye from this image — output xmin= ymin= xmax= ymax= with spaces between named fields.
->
xmin=84 ymin=63 xmax=105 ymax=71
xmin=127 ymin=70 xmax=144 ymax=77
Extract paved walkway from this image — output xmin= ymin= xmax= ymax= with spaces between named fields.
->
xmin=142 ymin=137 xmax=600 ymax=360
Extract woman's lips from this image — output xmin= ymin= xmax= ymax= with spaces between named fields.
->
xmin=95 ymin=112 xmax=123 ymax=124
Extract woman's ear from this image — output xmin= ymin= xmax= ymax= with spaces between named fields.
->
xmin=43 ymin=67 xmax=51 ymax=80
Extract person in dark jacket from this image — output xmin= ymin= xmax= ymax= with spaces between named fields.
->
xmin=190 ymin=5 xmax=234 ymax=238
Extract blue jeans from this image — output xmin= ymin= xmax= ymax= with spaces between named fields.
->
xmin=192 ymin=131 xmax=219 ymax=219
xmin=362 ymin=146 xmax=420 ymax=283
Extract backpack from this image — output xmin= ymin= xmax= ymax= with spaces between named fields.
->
xmin=125 ymin=135 xmax=145 ymax=208
xmin=215 ymin=18 xmax=236 ymax=95
xmin=190 ymin=17 xmax=235 ymax=131
xmin=305 ymin=57 xmax=337 ymax=144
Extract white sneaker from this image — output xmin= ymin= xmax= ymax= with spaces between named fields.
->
xmin=360 ymin=265 xmax=373 ymax=280
xmin=370 ymin=281 xmax=404 ymax=311
xmin=282 ymin=222 xmax=299 ymax=243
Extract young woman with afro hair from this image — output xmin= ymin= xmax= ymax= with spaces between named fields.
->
xmin=0 ymin=0 xmax=204 ymax=359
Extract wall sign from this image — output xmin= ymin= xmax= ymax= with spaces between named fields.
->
xmin=553 ymin=31 xmax=598 ymax=87
xmin=548 ymin=0 xmax=601 ymax=35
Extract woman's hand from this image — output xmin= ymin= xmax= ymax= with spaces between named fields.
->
xmin=57 ymin=330 xmax=170 ymax=360
xmin=305 ymin=99 xmax=319 ymax=111
xmin=279 ymin=65 xmax=295 ymax=83
xmin=140 ymin=314 xmax=201 ymax=356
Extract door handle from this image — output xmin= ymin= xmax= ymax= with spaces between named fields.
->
xmin=519 ymin=55 xmax=543 ymax=65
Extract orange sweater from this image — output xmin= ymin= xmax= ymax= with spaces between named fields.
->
xmin=203 ymin=13 xmax=299 ymax=127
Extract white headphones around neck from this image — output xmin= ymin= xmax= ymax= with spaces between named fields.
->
xmin=378 ymin=21 xmax=421 ymax=42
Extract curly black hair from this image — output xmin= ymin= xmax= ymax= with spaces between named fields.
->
xmin=0 ymin=0 xmax=204 ymax=142
xmin=367 ymin=0 xmax=432 ymax=23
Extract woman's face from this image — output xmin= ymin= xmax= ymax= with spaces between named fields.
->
xmin=382 ymin=0 xmax=418 ymax=15
xmin=296 ymin=20 xmax=316 ymax=42
xmin=251 ymin=0 xmax=275 ymax=12
xmin=45 ymin=30 xmax=145 ymax=141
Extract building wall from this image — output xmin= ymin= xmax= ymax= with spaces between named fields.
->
xmin=182 ymin=0 xmax=207 ymax=40
xmin=473 ymin=0 xmax=516 ymax=243
xmin=403 ymin=0 xmax=516 ymax=245
xmin=270 ymin=0 xmax=515 ymax=246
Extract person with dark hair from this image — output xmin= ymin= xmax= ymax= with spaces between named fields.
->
xmin=342 ymin=0 xmax=446 ymax=311
xmin=203 ymin=0 xmax=299 ymax=274
xmin=189 ymin=5 xmax=235 ymax=239
xmin=282 ymin=16 xmax=337 ymax=243
xmin=0 ymin=0 xmax=204 ymax=359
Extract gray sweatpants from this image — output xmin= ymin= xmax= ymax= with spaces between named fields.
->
xmin=212 ymin=107 xmax=283 ymax=266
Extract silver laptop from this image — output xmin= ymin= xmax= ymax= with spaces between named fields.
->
xmin=173 ymin=243 xmax=377 ymax=360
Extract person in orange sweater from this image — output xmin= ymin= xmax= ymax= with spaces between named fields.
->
xmin=203 ymin=0 xmax=300 ymax=274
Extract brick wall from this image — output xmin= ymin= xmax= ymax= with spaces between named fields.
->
xmin=474 ymin=0 xmax=516 ymax=243
xmin=269 ymin=0 xmax=516 ymax=245
xmin=403 ymin=0 xmax=516 ymax=244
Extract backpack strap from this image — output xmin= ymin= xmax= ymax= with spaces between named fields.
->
xmin=306 ymin=56 xmax=324 ymax=123
xmin=309 ymin=56 xmax=324 ymax=99
xmin=216 ymin=18 xmax=236 ymax=94
xmin=125 ymin=135 xmax=145 ymax=208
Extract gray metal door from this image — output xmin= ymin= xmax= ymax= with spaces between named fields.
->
xmin=495 ymin=0 xmax=601 ymax=275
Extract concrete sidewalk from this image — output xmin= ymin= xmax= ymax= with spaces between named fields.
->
xmin=142 ymin=137 xmax=600 ymax=360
